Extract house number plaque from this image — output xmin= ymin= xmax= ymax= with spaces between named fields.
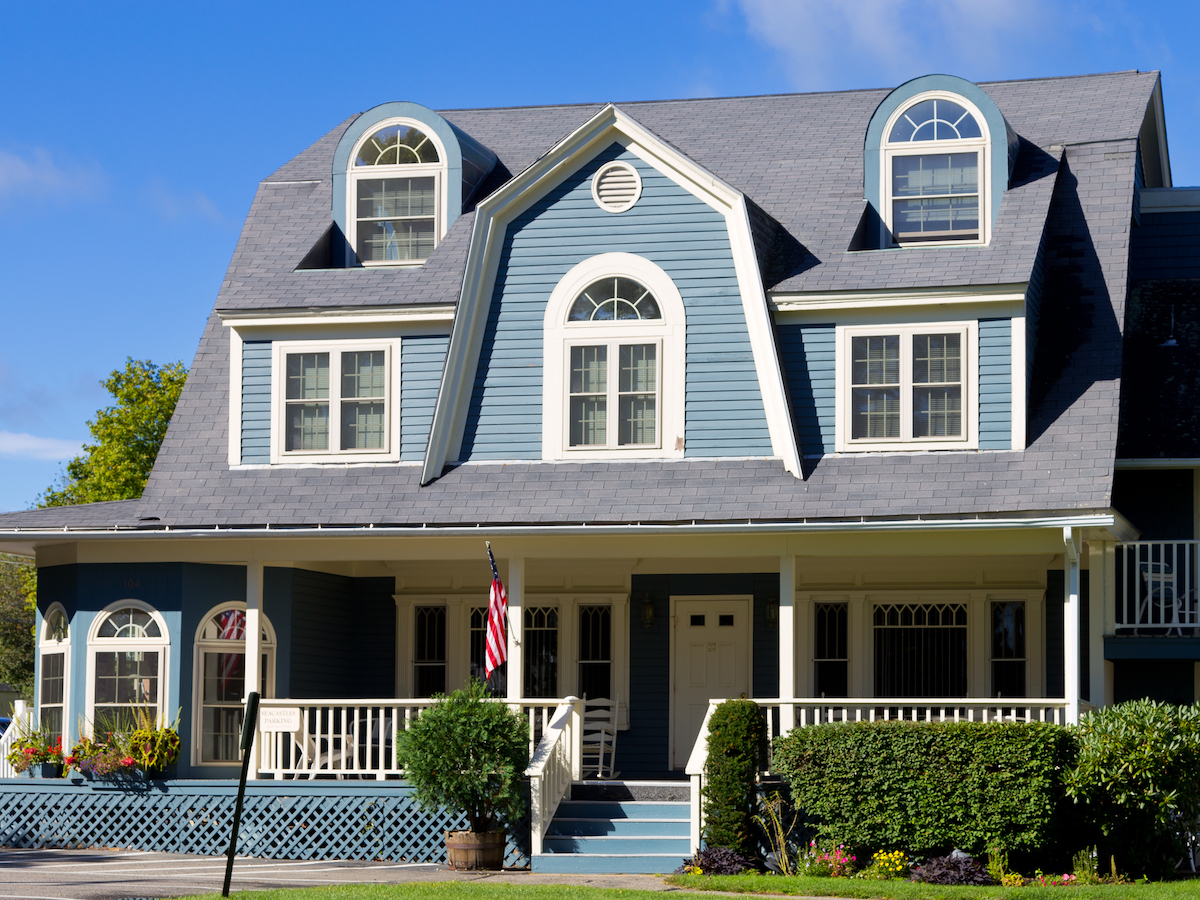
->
xmin=258 ymin=706 xmax=301 ymax=733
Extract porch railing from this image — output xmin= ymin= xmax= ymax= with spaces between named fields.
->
xmin=254 ymin=697 xmax=572 ymax=780
xmin=1115 ymin=541 xmax=1200 ymax=635
xmin=0 ymin=700 xmax=30 ymax=779
xmin=525 ymin=697 xmax=583 ymax=855
xmin=683 ymin=697 xmax=1073 ymax=856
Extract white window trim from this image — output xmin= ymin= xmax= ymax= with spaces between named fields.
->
xmin=191 ymin=602 xmax=276 ymax=767
xmin=347 ymin=116 xmax=448 ymax=267
xmin=881 ymin=91 xmax=991 ymax=247
xmin=394 ymin=593 xmax=631 ymax=729
xmin=38 ymin=603 xmax=71 ymax=738
xmin=835 ymin=320 xmax=979 ymax=452
xmin=84 ymin=599 xmax=171 ymax=736
xmin=542 ymin=253 xmax=685 ymax=461
xmin=269 ymin=338 xmax=401 ymax=464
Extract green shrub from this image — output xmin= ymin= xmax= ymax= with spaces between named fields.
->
xmin=771 ymin=720 xmax=1076 ymax=860
xmin=394 ymin=679 xmax=529 ymax=833
xmin=1065 ymin=699 xmax=1200 ymax=879
xmin=702 ymin=699 xmax=766 ymax=855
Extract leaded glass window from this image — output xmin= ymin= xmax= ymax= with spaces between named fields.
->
xmin=578 ymin=605 xmax=611 ymax=700
xmin=814 ymin=603 xmax=848 ymax=698
xmin=414 ymin=606 xmax=447 ymax=697
xmin=524 ymin=606 xmax=559 ymax=699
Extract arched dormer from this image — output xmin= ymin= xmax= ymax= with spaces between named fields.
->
xmin=864 ymin=75 xmax=1019 ymax=248
xmin=331 ymin=101 xmax=496 ymax=267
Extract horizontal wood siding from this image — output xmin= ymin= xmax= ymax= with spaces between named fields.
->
xmin=290 ymin=569 xmax=354 ymax=698
xmin=777 ymin=323 xmax=835 ymax=456
xmin=400 ymin=335 xmax=448 ymax=462
xmin=460 ymin=143 xmax=772 ymax=460
xmin=978 ymin=318 xmax=1012 ymax=450
xmin=241 ymin=341 xmax=272 ymax=464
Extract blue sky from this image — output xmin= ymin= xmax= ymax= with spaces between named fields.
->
xmin=0 ymin=0 xmax=1195 ymax=512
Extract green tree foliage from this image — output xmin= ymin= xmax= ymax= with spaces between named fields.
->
xmin=1065 ymin=700 xmax=1200 ymax=878
xmin=0 ymin=554 xmax=36 ymax=701
xmin=41 ymin=358 xmax=186 ymax=507
xmin=702 ymin=699 xmax=767 ymax=855
xmin=394 ymin=680 xmax=529 ymax=833
xmin=772 ymin=721 xmax=1077 ymax=862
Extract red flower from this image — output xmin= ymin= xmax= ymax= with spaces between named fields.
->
xmin=120 ymin=756 xmax=135 ymax=767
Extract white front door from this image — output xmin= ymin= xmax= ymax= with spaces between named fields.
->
xmin=671 ymin=598 xmax=751 ymax=769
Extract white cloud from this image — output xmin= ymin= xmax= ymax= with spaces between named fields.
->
xmin=141 ymin=177 xmax=226 ymax=225
xmin=732 ymin=0 xmax=1059 ymax=90
xmin=0 ymin=431 xmax=84 ymax=461
xmin=0 ymin=147 xmax=107 ymax=203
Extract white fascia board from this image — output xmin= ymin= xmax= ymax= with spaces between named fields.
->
xmin=228 ymin=327 xmax=243 ymax=467
xmin=218 ymin=306 xmax=455 ymax=327
xmin=421 ymin=104 xmax=803 ymax=483
xmin=771 ymin=283 xmax=1027 ymax=315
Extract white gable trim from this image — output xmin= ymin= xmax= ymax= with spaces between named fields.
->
xmin=422 ymin=104 xmax=802 ymax=483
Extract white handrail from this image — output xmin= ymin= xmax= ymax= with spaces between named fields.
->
xmin=525 ymin=696 xmax=583 ymax=856
xmin=254 ymin=696 xmax=575 ymax=780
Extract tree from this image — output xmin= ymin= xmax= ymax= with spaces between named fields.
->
xmin=0 ymin=554 xmax=36 ymax=701
xmin=41 ymin=358 xmax=187 ymax=507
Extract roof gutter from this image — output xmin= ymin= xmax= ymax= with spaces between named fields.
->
xmin=0 ymin=512 xmax=1126 ymax=542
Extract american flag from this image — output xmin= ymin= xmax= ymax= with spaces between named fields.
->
xmin=219 ymin=609 xmax=246 ymax=694
xmin=485 ymin=543 xmax=507 ymax=680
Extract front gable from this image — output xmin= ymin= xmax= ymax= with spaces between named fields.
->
xmin=426 ymin=107 xmax=801 ymax=482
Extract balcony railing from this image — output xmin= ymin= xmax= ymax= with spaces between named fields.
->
xmin=1115 ymin=541 xmax=1199 ymax=635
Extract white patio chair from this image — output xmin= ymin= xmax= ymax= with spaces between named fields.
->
xmin=580 ymin=697 xmax=618 ymax=779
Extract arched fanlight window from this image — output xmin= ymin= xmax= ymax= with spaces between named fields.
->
xmin=568 ymin=277 xmax=662 ymax=322
xmin=39 ymin=605 xmax=70 ymax=742
xmin=86 ymin=601 xmax=169 ymax=736
xmin=349 ymin=120 xmax=445 ymax=265
xmin=193 ymin=604 xmax=275 ymax=765
xmin=883 ymin=94 xmax=988 ymax=245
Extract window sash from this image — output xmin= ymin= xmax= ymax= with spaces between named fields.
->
xmin=354 ymin=175 xmax=438 ymax=263
xmin=281 ymin=347 xmax=391 ymax=457
xmin=567 ymin=341 xmax=660 ymax=450
xmin=414 ymin=606 xmax=447 ymax=698
xmin=889 ymin=151 xmax=981 ymax=243
xmin=578 ymin=605 xmax=611 ymax=700
xmin=199 ymin=650 xmax=269 ymax=762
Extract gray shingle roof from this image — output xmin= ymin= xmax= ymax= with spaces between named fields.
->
xmin=0 ymin=72 xmax=1159 ymax=530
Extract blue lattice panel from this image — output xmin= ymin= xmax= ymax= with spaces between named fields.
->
xmin=0 ymin=779 xmax=529 ymax=867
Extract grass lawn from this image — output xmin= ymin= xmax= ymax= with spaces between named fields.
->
xmin=176 ymin=885 xmax=710 ymax=900
xmin=667 ymin=872 xmax=1200 ymax=899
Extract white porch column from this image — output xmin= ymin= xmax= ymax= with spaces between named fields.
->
xmin=245 ymin=561 xmax=263 ymax=699
xmin=1063 ymin=528 xmax=1081 ymax=724
xmin=779 ymin=555 xmax=796 ymax=735
xmin=506 ymin=557 xmax=525 ymax=703
xmin=1087 ymin=541 xmax=1114 ymax=707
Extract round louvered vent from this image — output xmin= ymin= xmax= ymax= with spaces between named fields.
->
xmin=591 ymin=161 xmax=642 ymax=213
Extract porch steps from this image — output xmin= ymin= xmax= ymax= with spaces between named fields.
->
xmin=531 ymin=781 xmax=691 ymax=874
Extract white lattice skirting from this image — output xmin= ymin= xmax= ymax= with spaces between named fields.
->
xmin=0 ymin=779 xmax=529 ymax=866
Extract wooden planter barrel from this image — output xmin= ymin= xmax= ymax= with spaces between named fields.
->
xmin=445 ymin=830 xmax=505 ymax=870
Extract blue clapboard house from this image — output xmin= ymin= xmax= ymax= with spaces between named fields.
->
xmin=1 ymin=70 xmax=1198 ymax=871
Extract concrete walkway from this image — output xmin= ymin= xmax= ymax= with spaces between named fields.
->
xmin=0 ymin=849 xmax=687 ymax=899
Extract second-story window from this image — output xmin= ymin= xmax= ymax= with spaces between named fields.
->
xmin=273 ymin=340 xmax=397 ymax=463
xmin=349 ymin=121 xmax=444 ymax=265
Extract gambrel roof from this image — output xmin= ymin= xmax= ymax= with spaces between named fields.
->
xmin=0 ymin=71 xmax=1166 ymax=532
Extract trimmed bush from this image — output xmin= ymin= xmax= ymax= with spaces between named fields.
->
xmin=1065 ymin=699 xmax=1200 ymax=879
xmin=702 ymin=699 xmax=766 ymax=855
xmin=771 ymin=720 xmax=1076 ymax=859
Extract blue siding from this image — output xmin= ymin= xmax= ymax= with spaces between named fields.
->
xmin=401 ymin=335 xmax=448 ymax=461
xmin=241 ymin=341 xmax=272 ymax=464
xmin=978 ymin=318 xmax=1012 ymax=450
xmin=460 ymin=143 xmax=772 ymax=460
xmin=778 ymin=324 xmax=835 ymax=456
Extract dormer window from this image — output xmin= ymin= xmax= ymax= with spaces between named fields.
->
xmin=349 ymin=121 xmax=445 ymax=265
xmin=883 ymin=95 xmax=988 ymax=245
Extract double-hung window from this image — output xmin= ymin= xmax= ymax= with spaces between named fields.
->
xmin=349 ymin=121 xmax=444 ymax=265
xmin=87 ymin=602 xmax=169 ymax=735
xmin=884 ymin=96 xmax=988 ymax=245
xmin=273 ymin=341 xmax=397 ymax=463
xmin=839 ymin=322 xmax=975 ymax=451
xmin=39 ymin=606 xmax=70 ymax=742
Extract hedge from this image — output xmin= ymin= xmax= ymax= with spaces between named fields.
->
xmin=771 ymin=720 xmax=1076 ymax=858
xmin=702 ymin=699 xmax=767 ymax=855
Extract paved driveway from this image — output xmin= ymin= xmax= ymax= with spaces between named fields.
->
xmin=0 ymin=849 xmax=678 ymax=899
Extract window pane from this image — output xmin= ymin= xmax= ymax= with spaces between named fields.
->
xmin=852 ymin=335 xmax=899 ymax=385
xmin=618 ymin=344 xmax=656 ymax=446
xmin=814 ymin=661 xmax=848 ymax=698
xmin=913 ymin=386 xmax=962 ymax=437
xmin=524 ymin=606 xmax=559 ymax=698
xmin=357 ymin=177 xmax=436 ymax=218
xmin=893 ymin=196 xmax=979 ymax=241
xmin=469 ymin=607 xmax=507 ymax=696
xmin=357 ymin=218 xmax=436 ymax=262
xmin=913 ymin=334 xmax=961 ymax=384
xmin=203 ymin=651 xmax=245 ymax=704
xmin=852 ymin=388 xmax=900 ymax=439
xmin=40 ymin=707 xmax=63 ymax=742
xmin=893 ymin=154 xmax=978 ymax=197
xmin=570 ymin=345 xmax=607 ymax=447
xmin=40 ymin=652 xmax=64 ymax=705
xmin=93 ymin=650 xmax=159 ymax=730
xmin=201 ymin=706 xmax=244 ymax=763
xmin=873 ymin=604 xmax=968 ymax=697
xmin=578 ymin=606 xmax=611 ymax=700
xmin=414 ymin=606 xmax=446 ymax=698
xmin=341 ymin=401 xmax=386 ymax=450
xmin=286 ymin=353 xmax=329 ymax=400
xmin=286 ymin=402 xmax=329 ymax=451
xmin=618 ymin=344 xmax=656 ymax=393
xmin=355 ymin=126 xmax=440 ymax=166
xmin=569 ymin=278 xmax=660 ymax=322
xmin=991 ymin=602 xmax=1026 ymax=659
xmin=341 ymin=351 xmax=386 ymax=399
xmin=97 ymin=607 xmax=160 ymax=639
xmin=570 ymin=345 xmax=607 ymax=394
xmin=992 ymin=661 xmax=1026 ymax=698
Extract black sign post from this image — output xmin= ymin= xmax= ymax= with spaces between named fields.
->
xmin=223 ymin=691 xmax=260 ymax=898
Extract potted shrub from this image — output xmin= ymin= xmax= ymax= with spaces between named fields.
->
xmin=395 ymin=679 xmax=529 ymax=870
xmin=127 ymin=717 xmax=182 ymax=778
xmin=6 ymin=727 xmax=64 ymax=778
